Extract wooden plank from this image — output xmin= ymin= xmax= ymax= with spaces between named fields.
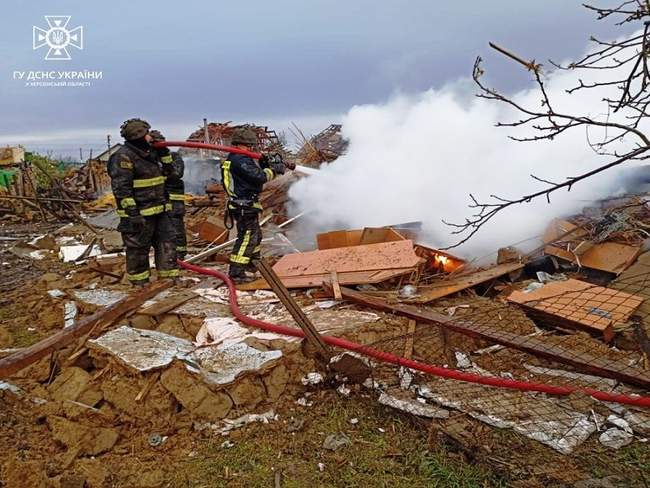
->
xmin=255 ymin=259 xmax=331 ymax=362
xmin=0 ymin=281 xmax=170 ymax=380
xmin=407 ymin=262 xmax=524 ymax=303
xmin=507 ymin=279 xmax=643 ymax=342
xmin=330 ymin=270 xmax=342 ymax=300
xmin=237 ymin=267 xmax=414 ymax=291
xmin=138 ymin=290 xmax=197 ymax=316
xmin=329 ymin=285 xmax=650 ymax=389
xmin=404 ymin=319 xmax=416 ymax=360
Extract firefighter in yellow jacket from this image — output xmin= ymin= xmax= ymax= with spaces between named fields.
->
xmin=107 ymin=118 xmax=179 ymax=285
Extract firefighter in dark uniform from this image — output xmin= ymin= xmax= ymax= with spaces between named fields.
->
xmin=108 ymin=118 xmax=179 ymax=285
xmin=150 ymin=130 xmax=187 ymax=260
xmin=221 ymin=127 xmax=287 ymax=282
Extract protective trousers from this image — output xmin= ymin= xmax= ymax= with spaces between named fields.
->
xmin=228 ymin=205 xmax=262 ymax=278
xmin=118 ymin=212 xmax=179 ymax=283
xmin=169 ymin=201 xmax=187 ymax=259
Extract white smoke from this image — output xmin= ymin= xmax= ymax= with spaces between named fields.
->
xmin=289 ymin=33 xmax=648 ymax=259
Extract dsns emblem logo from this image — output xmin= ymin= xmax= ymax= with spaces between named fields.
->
xmin=33 ymin=16 xmax=83 ymax=61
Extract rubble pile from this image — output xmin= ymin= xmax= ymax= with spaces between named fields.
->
xmin=4 ymin=137 xmax=650 ymax=485
xmin=295 ymin=124 xmax=348 ymax=167
xmin=187 ymin=122 xmax=285 ymax=153
xmin=60 ymin=159 xmax=112 ymax=199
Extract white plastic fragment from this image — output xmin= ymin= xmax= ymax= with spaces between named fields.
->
xmin=337 ymin=385 xmax=351 ymax=397
xmin=28 ymin=250 xmax=49 ymax=260
xmin=63 ymin=302 xmax=78 ymax=328
xmin=218 ymin=410 xmax=277 ymax=435
xmin=47 ymin=289 xmax=65 ymax=298
xmin=378 ymin=392 xmax=449 ymax=419
xmin=58 ymin=244 xmax=102 ymax=263
xmin=350 ymin=418 xmax=359 ymax=425
xmin=398 ymin=367 xmax=414 ymax=390
xmin=599 ymin=428 xmax=634 ymax=449
xmin=454 ymin=352 xmax=472 ymax=369
xmin=295 ymin=397 xmax=313 ymax=407
xmin=301 ymin=372 xmax=324 ymax=386
xmin=194 ymin=316 xmax=292 ymax=347
xmin=317 ymin=462 xmax=325 ymax=472
xmin=607 ymin=415 xmax=633 ymax=434
xmin=0 ymin=381 xmax=23 ymax=395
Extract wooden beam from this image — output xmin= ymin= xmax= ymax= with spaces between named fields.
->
xmin=403 ymin=319 xmax=416 ymax=360
xmin=255 ymin=259 xmax=331 ymax=362
xmin=330 ymin=270 xmax=342 ymax=300
xmin=329 ymin=285 xmax=650 ymax=390
xmin=0 ymin=281 xmax=170 ymax=379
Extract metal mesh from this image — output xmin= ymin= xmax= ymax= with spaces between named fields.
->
xmin=345 ymin=262 xmax=650 ymax=454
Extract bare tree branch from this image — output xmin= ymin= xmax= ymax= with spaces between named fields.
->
xmin=443 ymin=3 xmax=650 ymax=249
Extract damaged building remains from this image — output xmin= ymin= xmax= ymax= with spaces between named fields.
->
xmin=2 ymin=118 xmax=650 ymax=486
xmin=4 ymin=3 xmax=650 ymax=481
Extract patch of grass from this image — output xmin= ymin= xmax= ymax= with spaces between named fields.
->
xmin=169 ymin=394 xmax=504 ymax=488
xmin=9 ymin=326 xmax=40 ymax=348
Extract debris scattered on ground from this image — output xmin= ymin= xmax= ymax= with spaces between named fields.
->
xmin=322 ymin=432 xmax=352 ymax=451
xmin=599 ymin=427 xmax=634 ymax=449
xmin=3 ymin=147 xmax=650 ymax=487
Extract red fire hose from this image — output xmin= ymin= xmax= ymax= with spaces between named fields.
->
xmin=153 ymin=141 xmax=262 ymax=159
xmin=178 ymin=260 xmax=650 ymax=408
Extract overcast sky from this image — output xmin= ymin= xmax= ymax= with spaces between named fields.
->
xmin=0 ymin=1 xmax=634 ymax=157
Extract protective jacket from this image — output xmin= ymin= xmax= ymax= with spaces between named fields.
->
xmin=163 ymin=152 xmax=185 ymax=202
xmin=108 ymin=143 xmax=168 ymax=217
xmin=220 ymin=153 xmax=277 ymax=207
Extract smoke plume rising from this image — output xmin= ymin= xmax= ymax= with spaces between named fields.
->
xmin=289 ymin=36 xmax=648 ymax=259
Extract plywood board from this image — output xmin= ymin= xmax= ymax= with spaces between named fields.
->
xmin=274 ymin=240 xmax=421 ymax=277
xmin=359 ymin=227 xmax=406 ymax=245
xmin=316 ymin=230 xmax=363 ymax=250
xmin=316 ymin=226 xmax=409 ymax=250
xmin=407 ymin=262 xmax=525 ymax=304
xmin=507 ymin=279 xmax=643 ymax=342
xmin=543 ymin=219 xmax=641 ymax=274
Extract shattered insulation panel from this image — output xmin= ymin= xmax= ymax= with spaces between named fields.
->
xmin=185 ymin=343 xmax=282 ymax=386
xmin=418 ymin=382 xmax=597 ymax=454
xmin=88 ymin=326 xmax=195 ymax=372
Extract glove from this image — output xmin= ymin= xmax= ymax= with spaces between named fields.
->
xmin=269 ymin=152 xmax=296 ymax=171
xmin=270 ymin=162 xmax=285 ymax=175
xmin=259 ymin=154 xmax=270 ymax=169
xmin=150 ymin=130 xmax=171 ymax=158
xmin=126 ymin=209 xmax=145 ymax=231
